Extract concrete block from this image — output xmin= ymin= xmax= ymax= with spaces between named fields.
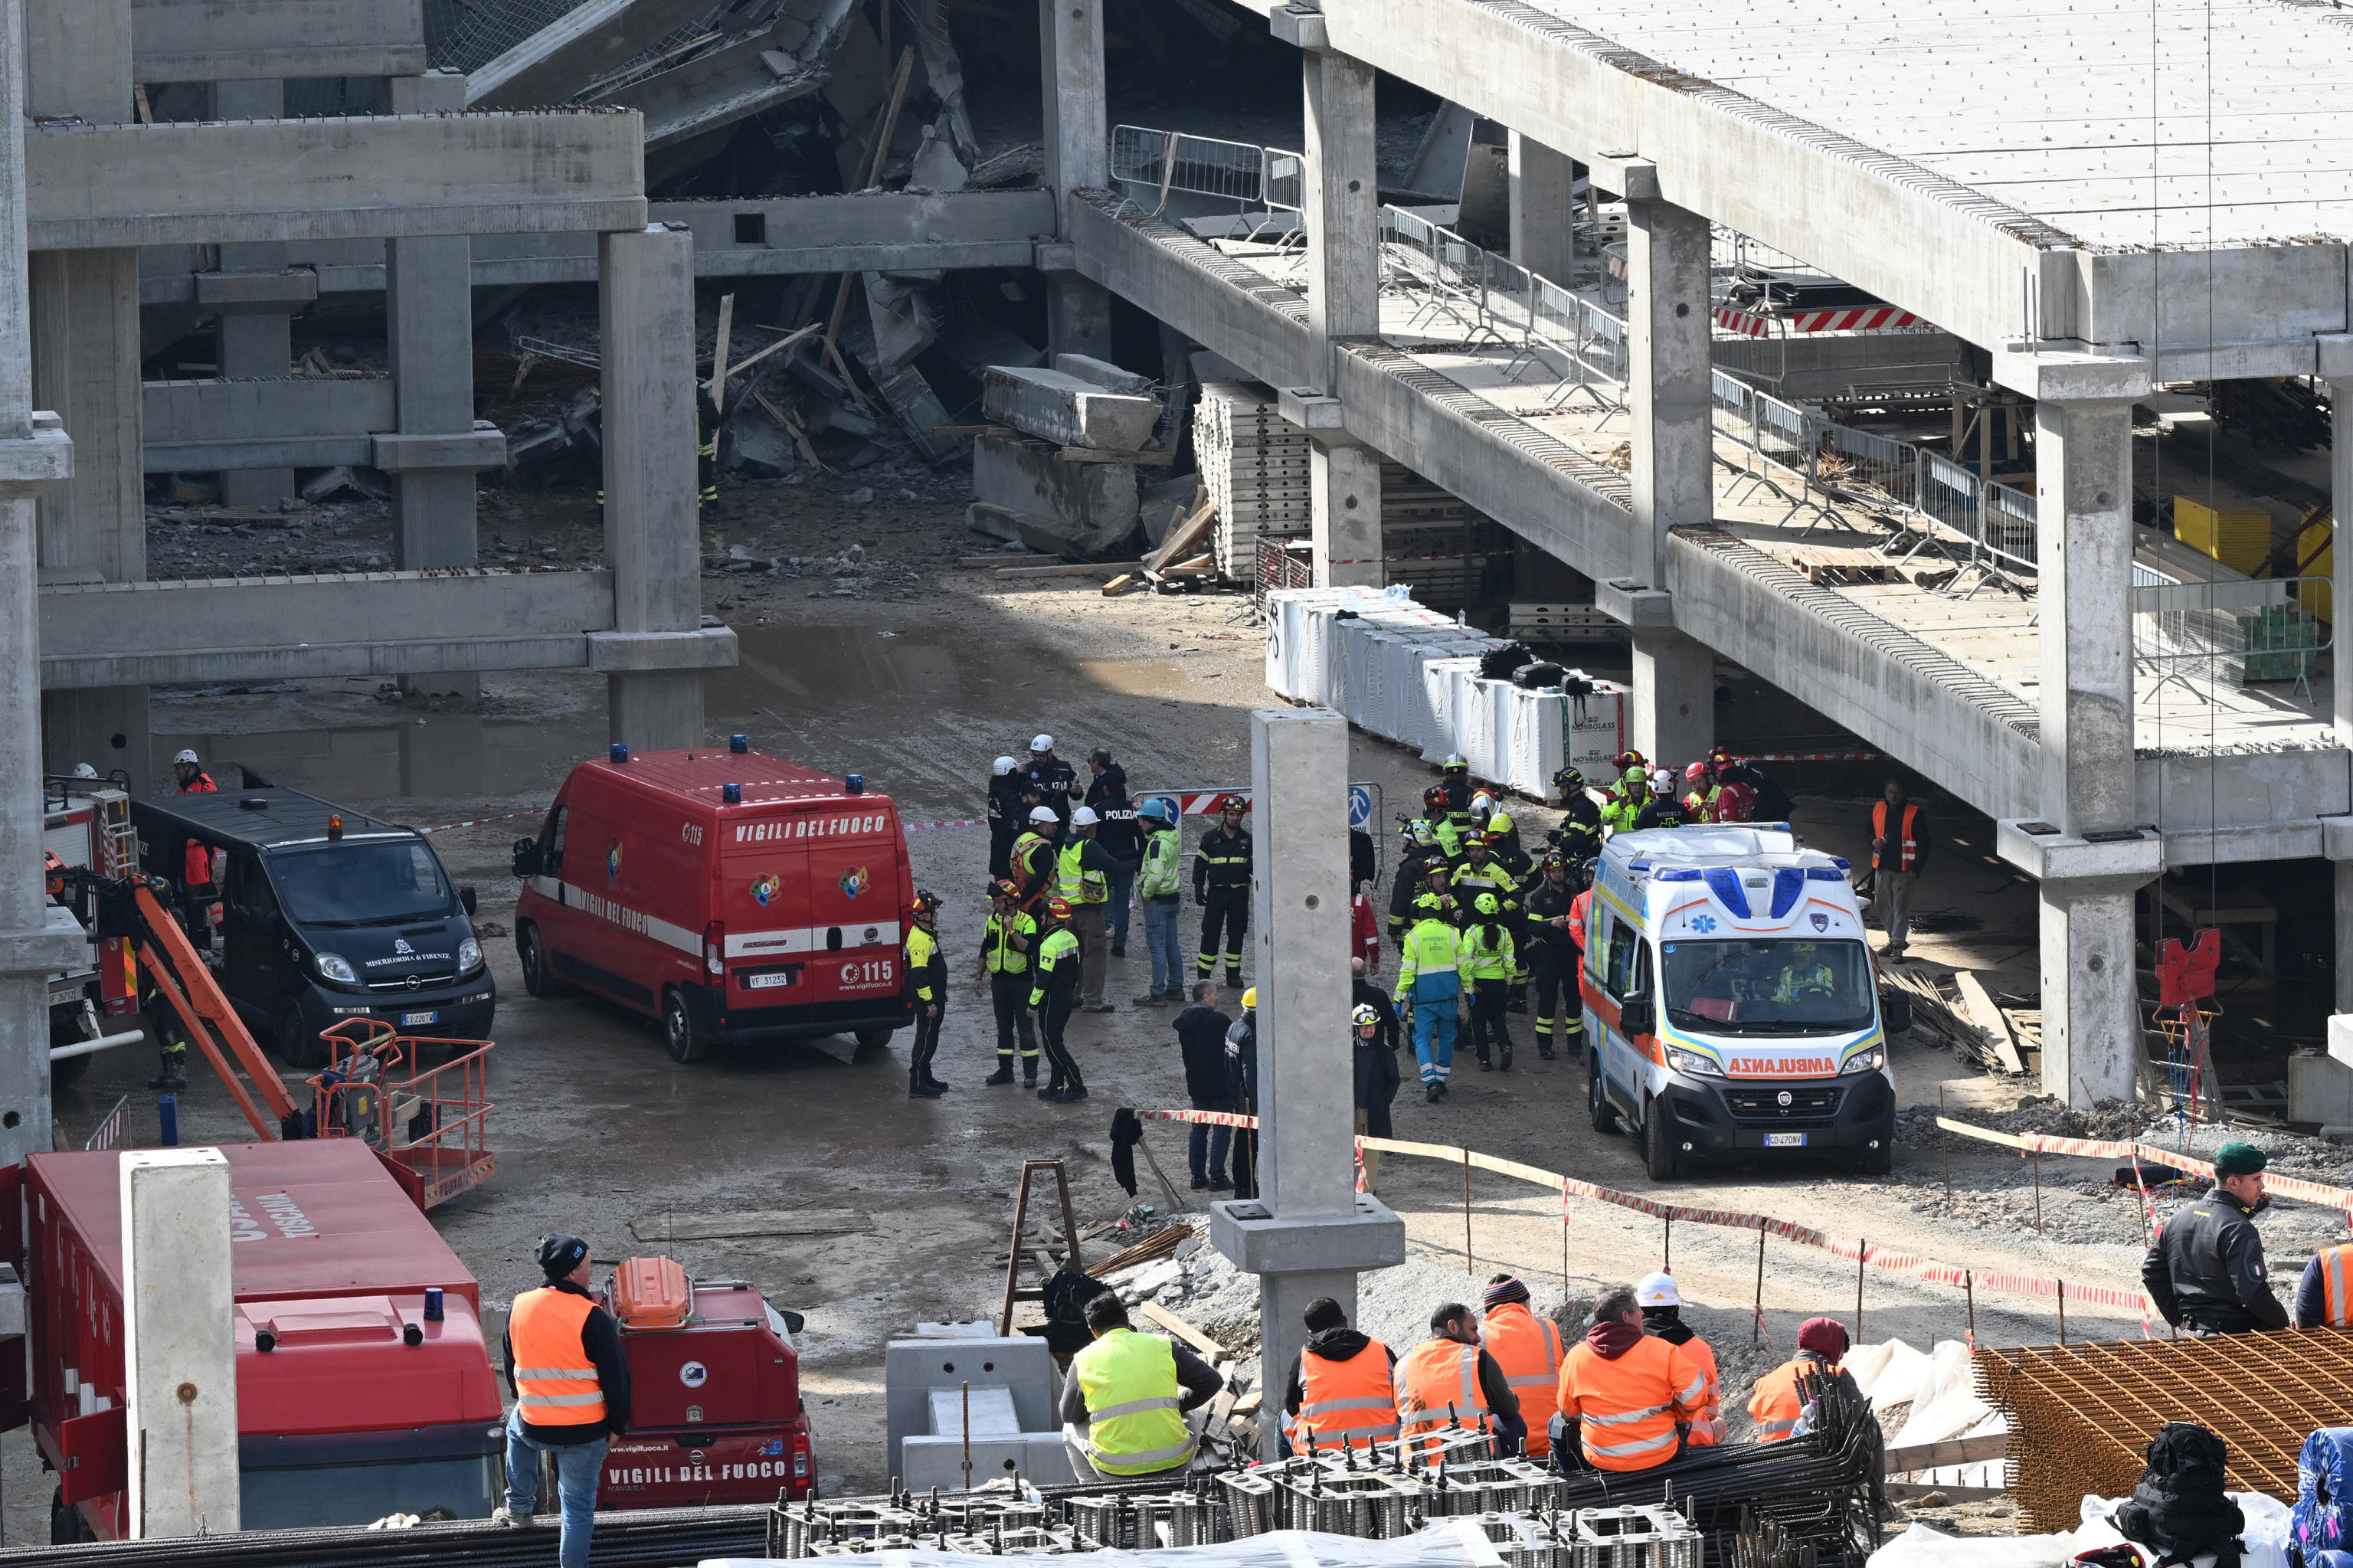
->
xmin=970 ymin=430 xmax=1137 ymax=558
xmin=372 ymin=426 xmax=507 ymax=472
xmin=1996 ymin=819 xmax=2163 ymax=885
xmin=1209 ymin=1196 xmax=1406 ymax=1275
xmin=2319 ymin=336 xmax=2353 ymax=381
xmin=1278 ymin=388 xmax=1347 ymax=432
xmin=1033 ymin=241 xmax=1078 ymax=274
xmin=194 ymin=270 xmax=319 ymax=311
xmin=981 ymin=366 xmax=1159 ymax=451
xmin=389 ymin=70 xmax=470 ymax=114
xmin=1268 ymin=4 xmax=1330 ymax=49
xmin=0 ymin=427 xmax=76 ymax=489
xmin=132 ymin=0 xmax=425 ymax=82
xmin=0 ymin=905 xmax=97 ymax=977
xmin=584 ymin=627 xmax=739 ymax=672
xmin=1991 ymin=345 xmax=2154 ymax=404
xmin=1595 ymin=577 xmax=1674 ymax=629
xmin=1053 ymin=354 xmax=1152 ymax=396
xmin=2292 ymin=1049 xmax=2353 ymax=1126
xmin=883 ymin=1335 xmax=1058 ymax=1480
xmin=2330 ymin=1015 xmax=2353 ymax=1074
xmin=900 ymin=1432 xmax=1075 ymax=1491
xmin=120 ymin=1148 xmax=239 ymax=1537
xmin=2328 ymin=817 xmax=2353 ymax=862
xmin=1586 ymin=152 xmax=1660 ymax=203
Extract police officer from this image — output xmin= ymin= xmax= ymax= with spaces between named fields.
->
xmin=974 ymin=880 xmax=1039 ymax=1086
xmin=1024 ymin=734 xmax=1082 ymax=825
xmin=903 ymin=889 xmax=947 ymax=1098
xmin=1523 ymin=853 xmax=1579 ymax=1062
xmin=1194 ymin=800 xmax=1252 ymax=988
xmin=495 ymin=1234 xmax=633 ymax=1566
xmin=1028 ymin=897 xmax=1088 ymax=1102
xmin=1085 ymin=749 xmax=1142 ymax=960
xmin=2143 ymin=1141 xmax=2289 ymax=1334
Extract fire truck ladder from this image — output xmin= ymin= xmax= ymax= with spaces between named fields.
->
xmin=996 ymin=1158 xmax=1083 ymax=1335
xmin=88 ymin=873 xmax=306 ymax=1141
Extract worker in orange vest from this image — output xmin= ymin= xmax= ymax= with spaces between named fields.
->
xmin=1394 ymin=1301 xmax=1523 ymax=1456
xmin=1869 ymin=778 xmax=1929 ymax=960
xmin=1282 ymin=1297 xmax=1399 ymax=1454
xmin=1749 ymin=1315 xmax=1848 ymax=1442
xmin=1554 ymin=1283 xmax=1706 ymax=1472
xmin=1635 ymin=1272 xmax=1723 ymax=1445
xmin=1479 ymin=1274 xmax=1563 ymax=1461
xmin=2295 ymin=1232 xmax=2353 ymax=1328
xmin=496 ymin=1234 xmax=633 ymax=1566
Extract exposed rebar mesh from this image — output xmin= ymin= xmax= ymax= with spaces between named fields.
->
xmin=1976 ymin=1334 xmax=2353 ymax=1530
xmin=424 ymin=0 xmax=594 ymax=74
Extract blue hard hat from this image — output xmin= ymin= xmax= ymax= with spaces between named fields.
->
xmin=1137 ymin=797 xmax=1171 ymax=821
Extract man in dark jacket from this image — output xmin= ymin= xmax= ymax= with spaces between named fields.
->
xmin=1085 ymin=749 xmax=1142 ymax=959
xmin=1227 ymin=993 xmax=1258 ymax=1197
xmin=1282 ymin=1297 xmax=1398 ymax=1455
xmin=496 ymin=1234 xmax=633 ymax=1564
xmin=1195 ymin=801 xmax=1252 ymax=987
xmin=1172 ymin=981 xmax=1234 ymax=1189
xmin=987 ymin=756 xmax=1026 ymax=881
xmin=2144 ymin=1141 xmax=2289 ymax=1333
xmin=1351 ymin=958 xmax=1401 ymax=1053
xmin=1352 ymin=1001 xmax=1402 ymax=1193
xmin=1024 ymin=733 xmax=1082 ymax=825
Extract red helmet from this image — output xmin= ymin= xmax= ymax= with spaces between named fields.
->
xmin=1613 ymin=749 xmax=1648 ymax=773
xmin=1423 ymin=784 xmax=1449 ymax=808
xmin=992 ymin=878 xmax=1019 ymax=900
xmin=1708 ymin=744 xmax=1736 ymax=767
xmin=1684 ymin=761 xmax=1710 ymax=784
xmin=911 ymin=889 xmax=939 ymax=916
xmin=1044 ymin=895 xmax=1073 ymax=921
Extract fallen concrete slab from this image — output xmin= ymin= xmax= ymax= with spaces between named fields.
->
xmin=972 ymin=430 xmax=1138 ymax=558
xmin=1053 ymin=353 xmax=1156 ymax=397
xmin=982 ymin=365 xmax=1160 ymax=452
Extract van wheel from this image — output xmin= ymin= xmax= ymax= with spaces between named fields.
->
xmin=661 ymin=991 xmax=709 ymax=1065
xmin=854 ymin=1028 xmax=895 ymax=1050
xmin=518 ymin=923 xmax=563 ymax=999
xmin=275 ymin=1000 xmax=326 ymax=1069
xmin=1854 ymin=1138 xmax=1894 ymax=1177
xmin=51 ymin=1488 xmax=90 ymax=1544
xmin=1642 ymin=1098 xmax=1681 ymax=1182
xmin=1586 ymin=1051 xmax=1619 ymax=1134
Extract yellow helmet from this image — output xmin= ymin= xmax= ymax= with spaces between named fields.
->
xmin=1242 ymin=987 xmax=1258 ymax=1009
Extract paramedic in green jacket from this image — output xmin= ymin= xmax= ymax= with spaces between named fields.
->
xmin=1396 ymin=895 xmax=1468 ymax=1102
xmin=1131 ymin=798 xmax=1186 ymax=1005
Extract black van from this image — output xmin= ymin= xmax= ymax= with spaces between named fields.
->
xmin=133 ymin=777 xmax=494 ymax=1064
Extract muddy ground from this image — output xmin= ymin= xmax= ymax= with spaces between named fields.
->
xmin=9 ymin=458 xmax=2338 ymax=1541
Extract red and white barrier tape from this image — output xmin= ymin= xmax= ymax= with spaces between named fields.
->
xmin=414 ymin=809 xmax=543 ymax=835
xmin=903 ymin=817 xmax=987 ymax=833
xmin=1137 ymin=1105 xmax=2155 ymax=1319
xmin=1736 ymin=752 xmax=1882 ymax=763
xmin=1940 ymin=1117 xmax=2353 ymax=1212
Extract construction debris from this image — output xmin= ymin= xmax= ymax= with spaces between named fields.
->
xmin=983 ymin=366 xmax=1163 ymax=452
xmin=1195 ymin=383 xmax=1311 ymax=583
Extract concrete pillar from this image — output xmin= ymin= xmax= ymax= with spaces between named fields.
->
xmin=1310 ymin=445 xmax=1383 ymax=588
xmin=1298 ymin=45 xmax=1382 ymax=588
xmin=599 ymin=225 xmax=705 ymax=750
xmin=1211 ymin=707 xmax=1404 ymax=1462
xmin=211 ymin=80 xmax=296 ymax=506
xmin=1507 ymin=132 xmax=1577 ymax=284
xmin=1624 ymin=193 xmax=1714 ymax=767
xmin=2328 ymin=365 xmax=2352 ymax=748
xmin=24 ymin=0 xmax=147 ymax=804
xmin=120 ymin=1148 xmax=240 ymax=1537
xmin=2034 ymin=394 xmax=2142 ymax=1105
xmin=386 ymin=72 xmax=481 ymax=699
xmin=1037 ymin=0 xmax=1111 ymax=362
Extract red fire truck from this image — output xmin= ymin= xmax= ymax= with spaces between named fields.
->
xmin=20 ymin=1140 xmax=504 ymax=1540
xmin=512 ymin=740 xmax=916 ymax=1064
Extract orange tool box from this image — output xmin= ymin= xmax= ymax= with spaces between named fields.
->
xmin=612 ymin=1255 xmax=692 ymax=1330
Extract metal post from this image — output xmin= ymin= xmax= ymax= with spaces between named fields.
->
xmin=1664 ymin=1215 xmax=1671 ymax=1272
xmin=2031 ymin=1149 xmax=2044 ymax=1234
xmin=1752 ymin=1219 xmax=1766 ymax=1344
xmin=1965 ymin=1271 xmax=1975 ymax=1345
xmin=961 ymin=1380 xmax=972 ymax=1493
xmin=2057 ymin=1284 xmax=2066 ymax=1346
xmin=1461 ymin=1149 xmax=1473 ymax=1270
xmin=1939 ymin=1084 xmax=1951 ymax=1212
xmin=1854 ymin=1239 xmax=1865 ymax=1342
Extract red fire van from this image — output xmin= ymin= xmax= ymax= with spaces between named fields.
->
xmin=511 ymin=741 xmax=915 ymax=1062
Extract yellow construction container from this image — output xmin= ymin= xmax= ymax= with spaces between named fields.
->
xmin=2294 ymin=514 xmax=2332 ymax=622
xmin=2175 ymin=496 xmax=2272 ymax=578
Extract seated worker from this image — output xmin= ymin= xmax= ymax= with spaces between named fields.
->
xmin=1059 ymin=1293 xmax=1222 ymax=1479
xmin=1395 ymin=1301 xmax=1523 ymax=1456
xmin=1554 ymin=1283 xmax=1706 ymax=1473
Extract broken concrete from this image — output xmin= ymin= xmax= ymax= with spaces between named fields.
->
xmin=970 ymin=429 xmax=1138 ymax=558
xmin=1053 ymin=353 xmax=1155 ymax=398
xmin=981 ymin=366 xmax=1160 ymax=452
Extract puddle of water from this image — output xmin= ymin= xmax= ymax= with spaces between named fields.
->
xmin=157 ymin=711 xmax=606 ymax=804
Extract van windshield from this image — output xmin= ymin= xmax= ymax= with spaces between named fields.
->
xmin=1661 ymin=938 xmax=1874 ymax=1034
xmin=269 ymin=840 xmax=452 ymax=926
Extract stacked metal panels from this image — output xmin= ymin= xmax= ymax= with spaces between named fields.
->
xmin=1196 ymin=382 xmax=1311 ymax=583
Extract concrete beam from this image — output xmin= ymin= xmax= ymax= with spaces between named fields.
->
xmin=39 ymin=569 xmax=617 ymax=687
xmin=2135 ymin=745 xmax=2351 ymax=839
xmin=143 ymin=377 xmax=393 ymax=446
xmin=590 ymin=28 xmax=825 ymax=150
xmin=130 ymin=0 xmax=426 ymax=82
xmin=27 ymin=111 xmax=647 ymax=249
xmin=981 ymin=366 xmax=1159 ymax=450
xmin=1068 ymin=193 xmax=1314 ymax=390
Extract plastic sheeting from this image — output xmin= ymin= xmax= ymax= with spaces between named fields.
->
xmin=1847 ymin=1338 xmax=2004 ymax=1491
xmin=1263 ymin=587 xmax=1625 ymax=799
xmin=704 ymin=1521 xmax=1527 ymax=1568
xmin=1864 ymin=1494 xmax=2290 ymax=1568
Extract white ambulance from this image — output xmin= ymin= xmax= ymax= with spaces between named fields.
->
xmin=1581 ymin=825 xmax=1908 ymax=1180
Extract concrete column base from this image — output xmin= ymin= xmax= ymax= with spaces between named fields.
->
xmin=1629 ymin=631 xmax=1713 ymax=766
xmin=608 ymin=669 xmax=705 ymax=751
xmin=2038 ymin=880 xmax=2142 ymax=1106
xmin=1311 ymin=444 xmax=1382 ymax=588
xmin=1045 ymin=276 xmax=1112 ymax=365
xmin=394 ymin=465 xmax=482 ymax=699
xmin=1256 ymin=1268 xmax=1360 ymax=1461
xmin=41 ymin=683 xmax=152 ymax=794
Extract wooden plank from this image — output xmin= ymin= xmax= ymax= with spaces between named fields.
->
xmin=1883 ymin=1432 xmax=2011 ymax=1472
xmin=959 ymin=553 xmax=1039 ymax=568
xmin=1101 ymin=573 xmax=1136 ymax=596
xmin=1138 ymin=1300 xmax=1225 ymax=1357
xmin=631 ymin=1208 xmax=872 ymax=1242
xmin=1953 ymin=971 xmax=2026 ymax=1075
xmin=1143 ymin=499 xmax=1217 ymax=574
xmin=993 ymin=560 xmax=1142 ymax=578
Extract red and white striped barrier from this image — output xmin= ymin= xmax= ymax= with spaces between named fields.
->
xmin=1713 ymin=306 xmax=1921 ymax=338
xmin=415 ymin=809 xmax=544 ymax=835
xmin=1133 ymin=1106 xmax=2159 ymax=1322
xmin=1735 ymin=751 xmax=1882 ymax=764
xmin=904 ymin=817 xmax=987 ymax=834
xmin=1939 ymin=1117 xmax=2353 ymax=1213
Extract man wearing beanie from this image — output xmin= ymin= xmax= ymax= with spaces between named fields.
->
xmin=1282 ymin=1298 xmax=1398 ymax=1455
xmin=1554 ymin=1284 xmax=1706 ymax=1473
xmin=2144 ymin=1140 xmax=2289 ymax=1334
xmin=496 ymin=1234 xmax=633 ymax=1565
xmin=1749 ymin=1316 xmax=1848 ymax=1443
xmin=1480 ymin=1275 xmax=1565 ymax=1462
xmin=1635 ymin=1273 xmax=1723 ymax=1445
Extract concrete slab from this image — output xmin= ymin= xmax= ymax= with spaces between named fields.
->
xmin=130 ymin=0 xmax=426 ymax=81
xmin=971 ymin=430 xmax=1138 ymax=558
xmin=981 ymin=366 xmax=1160 ymax=452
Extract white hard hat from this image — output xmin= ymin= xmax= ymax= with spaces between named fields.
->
xmin=1634 ymin=1271 xmax=1680 ymax=1308
xmin=1031 ymin=734 xmax=1055 ymax=751
xmin=71 ymin=762 xmax=97 ymax=779
xmin=1029 ymin=806 xmax=1060 ymax=824
xmin=992 ymin=755 xmax=1018 ymax=776
xmin=1070 ymin=806 xmax=1099 ymax=828
xmin=1471 ymin=791 xmax=1496 ymax=812
xmin=1651 ymin=768 xmax=1674 ymax=791
xmin=173 ymin=748 xmax=200 ymax=765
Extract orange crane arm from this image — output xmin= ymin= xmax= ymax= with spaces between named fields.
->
xmin=130 ymin=882 xmax=299 ymax=1135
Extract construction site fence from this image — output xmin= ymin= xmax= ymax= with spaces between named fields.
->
xmin=1131 ymin=1108 xmax=2157 ymax=1330
xmin=2129 ymin=571 xmax=2330 ymax=692
xmin=1111 ymin=125 xmax=1304 ymax=221
xmin=1933 ymin=1115 xmax=2353 ymax=1212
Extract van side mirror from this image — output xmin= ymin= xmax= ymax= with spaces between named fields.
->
xmin=1619 ymin=993 xmax=1654 ymax=1036
xmin=511 ymin=838 xmax=539 ymax=878
xmin=781 ymin=1309 xmax=806 ymax=1334
xmin=1881 ymin=988 xmax=1913 ymax=1036
xmin=460 ymin=884 xmax=478 ymax=916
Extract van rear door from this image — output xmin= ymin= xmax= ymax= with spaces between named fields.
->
xmin=718 ymin=833 xmax=812 ymax=1001
xmin=797 ymin=803 xmax=905 ymax=1007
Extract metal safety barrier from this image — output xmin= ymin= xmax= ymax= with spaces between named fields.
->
xmin=2131 ymin=571 xmax=2329 ymax=701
